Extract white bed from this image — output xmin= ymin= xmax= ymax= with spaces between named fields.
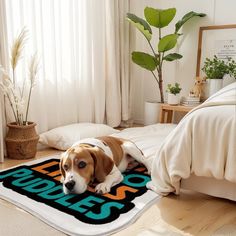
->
xmin=115 ymin=82 xmax=236 ymax=201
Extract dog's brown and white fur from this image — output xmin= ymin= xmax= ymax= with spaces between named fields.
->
xmin=60 ymin=136 xmax=147 ymax=195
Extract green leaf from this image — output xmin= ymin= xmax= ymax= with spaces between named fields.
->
xmin=144 ymin=7 xmax=176 ymax=28
xmin=158 ymin=34 xmax=178 ymax=52
xmin=163 ymin=53 xmax=183 ymax=61
xmin=132 ymin=51 xmax=157 ymax=71
xmin=127 ymin=13 xmax=152 ymax=41
xmin=175 ymin=11 xmax=206 ymax=33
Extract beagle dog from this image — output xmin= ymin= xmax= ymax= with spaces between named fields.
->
xmin=60 ymin=136 xmax=147 ymax=195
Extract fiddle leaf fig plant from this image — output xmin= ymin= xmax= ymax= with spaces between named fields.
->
xmin=127 ymin=7 xmax=206 ymax=103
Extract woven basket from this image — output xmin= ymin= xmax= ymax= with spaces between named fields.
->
xmin=5 ymin=122 xmax=39 ymax=159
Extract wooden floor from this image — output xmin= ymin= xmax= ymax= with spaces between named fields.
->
xmin=1 ymin=149 xmax=236 ymax=236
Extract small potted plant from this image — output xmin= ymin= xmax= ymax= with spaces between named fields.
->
xmin=202 ymin=55 xmax=236 ymax=96
xmin=166 ymin=83 xmax=182 ymax=105
xmin=0 ymin=28 xmax=39 ymax=159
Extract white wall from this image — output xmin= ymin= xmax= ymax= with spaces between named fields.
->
xmin=130 ymin=0 xmax=236 ymax=124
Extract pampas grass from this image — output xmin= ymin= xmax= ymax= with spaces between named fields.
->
xmin=0 ymin=28 xmax=39 ymax=126
xmin=11 ymin=27 xmax=28 ymax=71
xmin=25 ymin=53 xmax=39 ymax=124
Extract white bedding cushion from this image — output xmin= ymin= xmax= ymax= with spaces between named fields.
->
xmin=39 ymin=123 xmax=120 ymax=150
xmin=112 ymin=124 xmax=177 ymax=172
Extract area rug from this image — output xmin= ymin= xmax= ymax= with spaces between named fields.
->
xmin=0 ymin=155 xmax=160 ymax=236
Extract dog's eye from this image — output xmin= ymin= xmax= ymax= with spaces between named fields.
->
xmin=64 ymin=164 xmax=69 ymax=171
xmin=78 ymin=161 xmax=86 ymax=169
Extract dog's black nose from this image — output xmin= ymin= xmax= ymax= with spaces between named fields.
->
xmin=65 ymin=180 xmax=75 ymax=191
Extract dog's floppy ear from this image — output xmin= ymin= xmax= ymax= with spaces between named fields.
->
xmin=88 ymin=148 xmax=114 ymax=183
xmin=59 ymin=156 xmax=65 ymax=183
xmin=60 ymin=149 xmax=72 ymax=183
xmin=60 ymin=148 xmax=75 ymax=182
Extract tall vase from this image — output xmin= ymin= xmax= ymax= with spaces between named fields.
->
xmin=144 ymin=101 xmax=160 ymax=125
xmin=208 ymin=79 xmax=223 ymax=97
xmin=223 ymin=74 xmax=235 ymax=87
xmin=167 ymin=93 xmax=180 ymax=105
xmin=5 ymin=122 xmax=39 ymax=159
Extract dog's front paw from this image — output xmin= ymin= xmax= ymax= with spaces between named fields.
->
xmin=95 ymin=183 xmax=111 ymax=194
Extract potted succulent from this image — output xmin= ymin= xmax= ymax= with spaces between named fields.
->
xmin=202 ymin=55 xmax=236 ymax=96
xmin=0 ymin=28 xmax=39 ymax=159
xmin=127 ymin=7 xmax=205 ymax=124
xmin=166 ymin=83 xmax=182 ymax=105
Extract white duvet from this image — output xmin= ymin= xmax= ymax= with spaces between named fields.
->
xmin=147 ymin=82 xmax=236 ymax=196
xmin=112 ymin=123 xmax=177 ymax=172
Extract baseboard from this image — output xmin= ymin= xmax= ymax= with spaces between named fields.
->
xmin=133 ymin=119 xmax=144 ymax=125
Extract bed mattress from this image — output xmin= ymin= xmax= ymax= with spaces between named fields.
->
xmin=182 ymin=175 xmax=236 ymax=201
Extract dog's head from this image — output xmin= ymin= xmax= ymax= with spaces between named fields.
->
xmin=60 ymin=145 xmax=114 ymax=194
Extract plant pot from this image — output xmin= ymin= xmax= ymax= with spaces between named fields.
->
xmin=5 ymin=122 xmax=39 ymax=159
xmin=144 ymin=101 xmax=160 ymax=125
xmin=208 ymin=79 xmax=223 ymax=97
xmin=167 ymin=93 xmax=180 ymax=105
xmin=223 ymin=74 xmax=235 ymax=87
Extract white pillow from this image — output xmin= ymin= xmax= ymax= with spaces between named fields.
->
xmin=39 ymin=123 xmax=120 ymax=150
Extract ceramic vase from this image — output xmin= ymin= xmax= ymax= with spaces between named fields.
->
xmin=144 ymin=101 xmax=160 ymax=125
xmin=167 ymin=93 xmax=180 ymax=105
xmin=223 ymin=75 xmax=235 ymax=87
xmin=208 ymin=79 xmax=223 ymax=97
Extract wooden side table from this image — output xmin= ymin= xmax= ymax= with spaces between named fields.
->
xmin=159 ymin=104 xmax=196 ymax=123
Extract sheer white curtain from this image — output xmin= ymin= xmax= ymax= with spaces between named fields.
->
xmin=0 ymin=0 xmax=130 ymax=161
xmin=0 ymin=90 xmax=5 ymax=163
xmin=0 ymin=0 xmax=8 ymax=162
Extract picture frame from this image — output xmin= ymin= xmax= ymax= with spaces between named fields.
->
xmin=196 ymin=24 xmax=236 ymax=77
